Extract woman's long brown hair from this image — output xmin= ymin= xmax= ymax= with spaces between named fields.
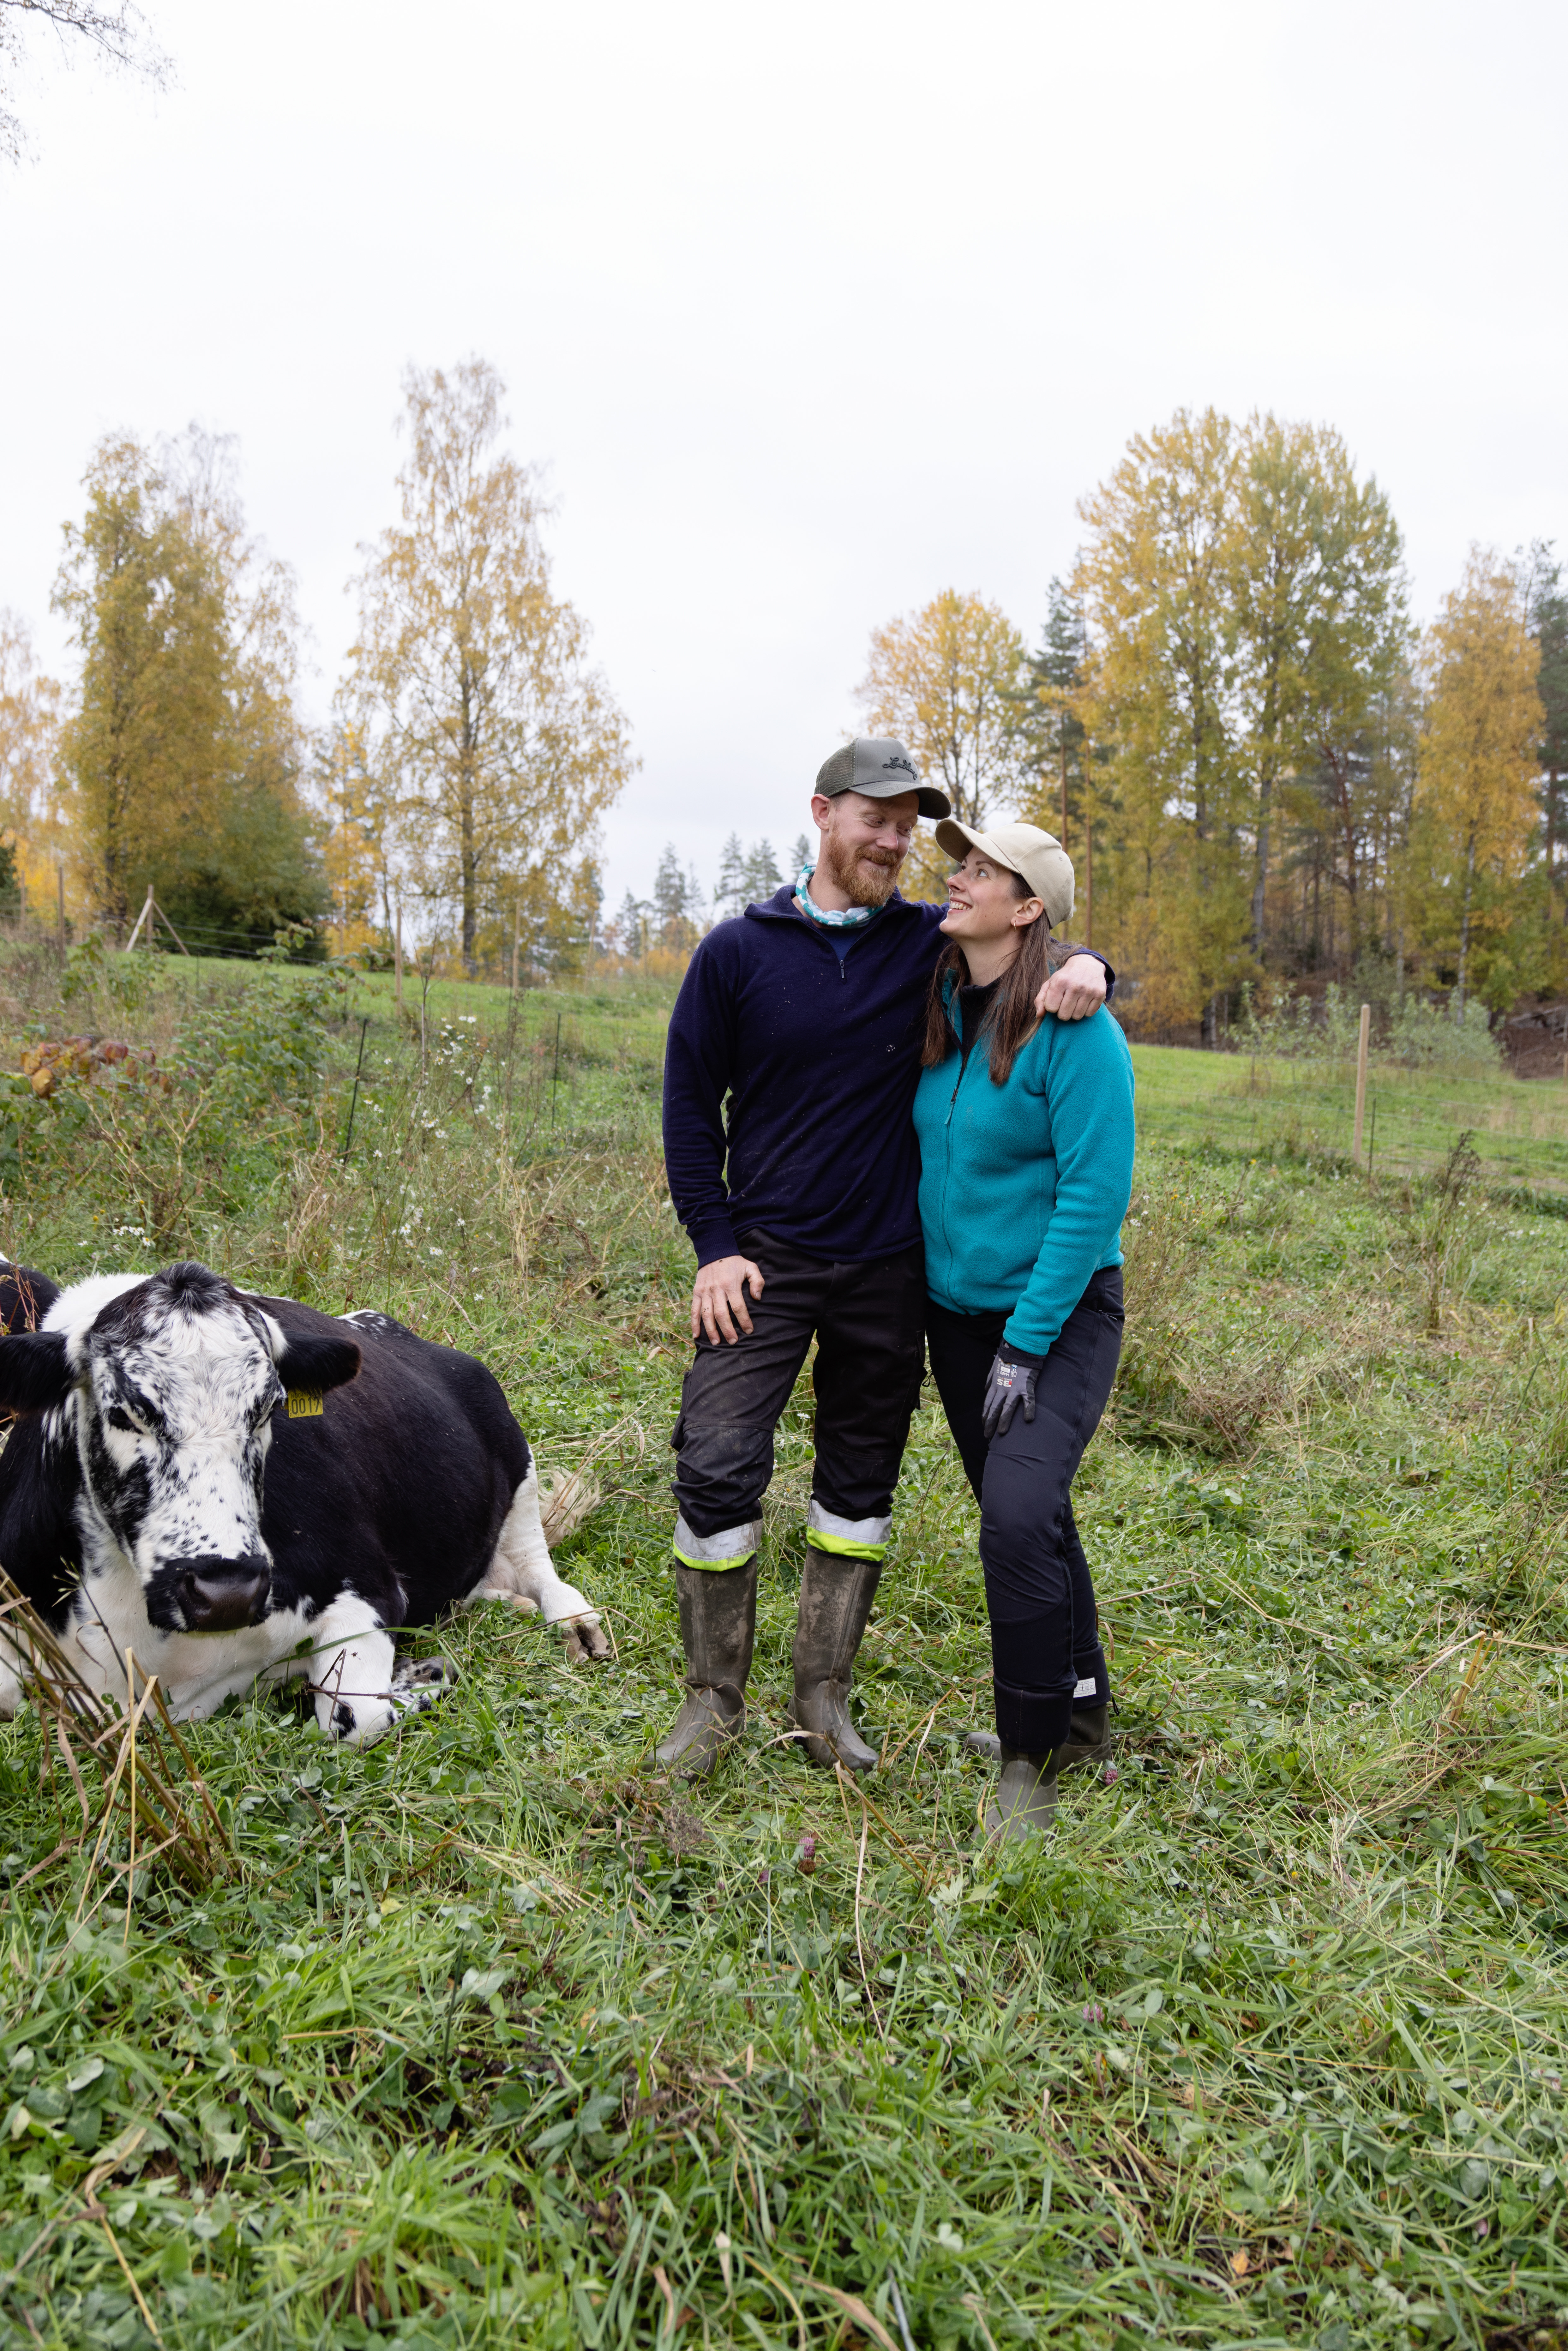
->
xmin=920 ymin=872 xmax=1064 ymax=1085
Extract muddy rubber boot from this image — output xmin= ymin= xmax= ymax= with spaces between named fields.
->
xmin=651 ymin=1558 xmax=757 ymax=1780
xmin=787 ymin=1548 xmax=881 ymax=1772
xmin=984 ymin=1746 xmax=1060 ymax=1841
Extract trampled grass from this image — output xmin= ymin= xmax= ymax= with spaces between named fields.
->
xmin=0 ymin=948 xmax=1565 ymax=2349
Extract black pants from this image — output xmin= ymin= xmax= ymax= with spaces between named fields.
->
xmin=925 ymin=1266 xmax=1123 ymax=1752
xmin=670 ymin=1229 xmax=927 ymax=1565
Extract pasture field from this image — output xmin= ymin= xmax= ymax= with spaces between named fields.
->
xmin=0 ymin=942 xmax=1565 ymax=2350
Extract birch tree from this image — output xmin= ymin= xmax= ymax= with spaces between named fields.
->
xmin=344 ymin=359 xmax=635 ymax=974
xmin=1416 ymin=550 xmax=1543 ymax=1013
xmin=857 ymin=590 xmax=1028 ymax=825
xmin=0 ymin=610 xmax=64 ymax=887
xmin=0 ymin=0 xmax=169 ymax=161
xmin=1229 ymin=416 xmax=1408 ymax=960
xmin=1075 ymin=407 xmax=1247 ymax=1035
xmin=53 ymin=429 xmax=320 ymax=945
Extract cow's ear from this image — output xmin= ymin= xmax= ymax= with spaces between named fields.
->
xmin=276 ymin=1332 xmax=361 ymax=1398
xmin=0 ymin=1263 xmax=59 ymax=1334
xmin=0 ymin=1331 xmax=72 ymax=1416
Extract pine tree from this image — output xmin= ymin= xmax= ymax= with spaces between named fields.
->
xmin=651 ymin=843 xmax=690 ymax=948
xmin=1017 ymin=578 xmax=1089 ymax=844
xmin=741 ymin=839 xmax=782 ymax=900
xmin=613 ymin=889 xmax=648 ymax=960
xmin=714 ymin=833 xmax=746 ymax=918
xmin=790 ymin=833 xmax=811 ymax=877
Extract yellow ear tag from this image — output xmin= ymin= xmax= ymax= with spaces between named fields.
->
xmin=286 ymin=1389 xmax=323 ymax=1418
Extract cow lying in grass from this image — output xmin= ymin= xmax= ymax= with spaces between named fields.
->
xmin=0 ymin=1258 xmax=608 ymax=1744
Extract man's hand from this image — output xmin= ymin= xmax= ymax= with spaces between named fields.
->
xmin=692 ymin=1253 xmax=765 ymax=1345
xmin=1035 ymin=952 xmax=1106 ymax=1022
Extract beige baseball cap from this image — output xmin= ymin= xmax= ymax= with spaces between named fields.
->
xmin=934 ymin=818 xmax=1075 ymax=927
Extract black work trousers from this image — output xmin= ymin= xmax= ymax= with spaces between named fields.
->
xmin=925 ymin=1266 xmax=1123 ymax=1752
xmin=670 ymin=1229 xmax=926 ymax=1562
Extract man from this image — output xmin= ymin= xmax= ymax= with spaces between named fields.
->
xmin=656 ymin=737 xmax=1111 ymax=1778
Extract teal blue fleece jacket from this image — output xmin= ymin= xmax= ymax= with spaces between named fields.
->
xmin=913 ymin=985 xmax=1136 ymax=1356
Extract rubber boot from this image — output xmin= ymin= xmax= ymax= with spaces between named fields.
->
xmin=966 ymin=1700 xmax=1112 ymax=1775
xmin=787 ymin=1548 xmax=880 ymax=1772
xmin=651 ymin=1558 xmax=757 ymax=1780
xmin=984 ymin=1746 xmax=1059 ymax=1841
xmin=1055 ymin=1702 xmax=1113 ymax=1773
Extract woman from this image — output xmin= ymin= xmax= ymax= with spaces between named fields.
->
xmin=913 ymin=819 xmax=1135 ymax=1840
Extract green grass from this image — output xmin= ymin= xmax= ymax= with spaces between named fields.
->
xmin=0 ymin=951 xmax=1567 ymax=2348
xmin=1131 ymin=1042 xmax=1568 ymax=1199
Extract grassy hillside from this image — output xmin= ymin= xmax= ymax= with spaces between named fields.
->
xmin=0 ymin=944 xmax=1565 ymax=2349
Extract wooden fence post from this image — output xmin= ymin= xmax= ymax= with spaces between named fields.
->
xmin=1352 ymin=1001 xmax=1371 ymax=1165
xmin=124 ymin=885 xmax=155 ymax=953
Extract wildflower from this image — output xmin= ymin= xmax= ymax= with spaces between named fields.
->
xmin=1083 ymin=2003 xmax=1104 ymax=2027
xmin=795 ymin=1835 xmax=816 ymax=1876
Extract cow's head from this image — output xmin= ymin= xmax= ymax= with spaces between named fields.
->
xmin=0 ymin=1262 xmax=359 ymax=1633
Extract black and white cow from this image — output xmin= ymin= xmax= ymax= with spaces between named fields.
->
xmin=0 ymin=1258 xmax=608 ymax=1743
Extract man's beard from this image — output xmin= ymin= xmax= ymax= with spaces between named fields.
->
xmin=818 ymin=830 xmax=902 ymax=909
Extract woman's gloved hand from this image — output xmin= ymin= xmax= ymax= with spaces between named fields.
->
xmin=982 ymin=1344 xmax=1047 ymax=1441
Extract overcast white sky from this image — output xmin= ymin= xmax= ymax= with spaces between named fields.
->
xmin=3 ymin=0 xmax=1565 ymax=912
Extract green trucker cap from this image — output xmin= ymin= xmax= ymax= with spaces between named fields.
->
xmin=815 ymin=737 xmax=951 ymax=821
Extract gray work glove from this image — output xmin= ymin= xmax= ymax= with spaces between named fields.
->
xmin=982 ymin=1346 xmax=1044 ymax=1442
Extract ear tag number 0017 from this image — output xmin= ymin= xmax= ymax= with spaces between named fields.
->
xmin=286 ymin=1389 xmax=323 ymax=1419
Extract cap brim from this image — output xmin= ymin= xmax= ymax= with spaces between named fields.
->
xmin=934 ymin=817 xmax=1012 ymax=869
xmin=827 ymin=778 xmax=951 ymax=820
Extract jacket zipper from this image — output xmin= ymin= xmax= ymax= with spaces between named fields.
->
xmin=937 ymin=996 xmax=964 ymax=1276
xmin=944 ymin=997 xmax=965 ymax=1124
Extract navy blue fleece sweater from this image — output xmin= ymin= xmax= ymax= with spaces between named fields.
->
xmin=663 ymin=887 xmax=1111 ymax=1268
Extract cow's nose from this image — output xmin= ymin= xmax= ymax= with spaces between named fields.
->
xmin=175 ymin=1555 xmax=272 ymax=1632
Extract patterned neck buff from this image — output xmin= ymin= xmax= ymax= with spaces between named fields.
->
xmin=793 ymin=862 xmax=889 ymax=931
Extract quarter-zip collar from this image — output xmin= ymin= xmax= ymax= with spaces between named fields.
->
xmin=748 ymin=881 xmax=925 ymax=977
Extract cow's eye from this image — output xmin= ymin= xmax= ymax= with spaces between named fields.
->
xmin=105 ymin=1406 xmax=145 ymax=1435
